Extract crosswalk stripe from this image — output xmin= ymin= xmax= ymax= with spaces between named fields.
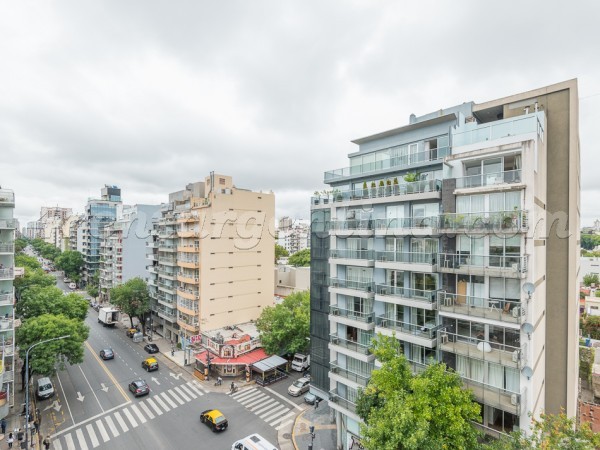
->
xmin=191 ymin=379 xmax=207 ymax=392
xmin=260 ymin=405 xmax=288 ymax=421
xmin=251 ymin=399 xmax=279 ymax=415
xmin=146 ymin=397 xmax=164 ymax=415
xmin=54 ymin=440 xmax=64 ymax=450
xmin=75 ymin=428 xmax=89 ymax=450
xmin=276 ymin=418 xmax=294 ymax=431
xmin=154 ymin=394 xmax=171 ymax=412
xmin=86 ymin=424 xmax=100 ymax=448
xmin=130 ymin=404 xmax=148 ymax=424
xmin=64 ymin=433 xmax=76 ymax=450
xmin=271 ymin=410 xmax=296 ymax=427
xmin=95 ymin=419 xmax=110 ymax=443
xmin=232 ymin=388 xmax=257 ymax=400
xmin=186 ymin=381 xmax=205 ymax=397
xmin=167 ymin=388 xmax=185 ymax=405
xmin=160 ymin=391 xmax=178 ymax=409
xmin=114 ymin=411 xmax=130 ymax=433
xmin=178 ymin=383 xmax=197 ymax=399
xmin=139 ymin=401 xmax=156 ymax=420
xmin=105 ymin=416 xmax=120 ymax=437
xmin=239 ymin=391 xmax=264 ymax=404
xmin=123 ymin=406 xmax=139 ymax=427
xmin=242 ymin=393 xmax=269 ymax=407
xmin=174 ymin=386 xmax=191 ymax=402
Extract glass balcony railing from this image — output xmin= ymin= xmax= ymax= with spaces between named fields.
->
xmin=0 ymin=244 xmax=14 ymax=253
xmin=328 ymin=388 xmax=357 ymax=413
xmin=329 ymin=219 xmax=374 ymax=232
xmin=455 ymin=170 xmax=522 ymax=189
xmin=375 ymin=251 xmax=436 ymax=265
xmin=438 ymin=210 xmax=528 ymax=232
xmin=329 ymin=305 xmax=374 ymax=323
xmin=312 ymin=180 xmax=442 ymax=205
xmin=375 ymin=284 xmax=438 ymax=304
xmin=330 ymin=361 xmax=371 ymax=386
xmin=452 ymin=111 xmax=544 ymax=147
xmin=0 ymin=269 xmax=14 ymax=280
xmin=0 ymin=219 xmax=17 ymax=229
xmin=374 ymin=216 xmax=439 ymax=230
xmin=324 ymin=147 xmax=450 ymax=182
xmin=329 ymin=278 xmax=374 ymax=293
xmin=0 ymin=190 xmax=15 ymax=205
xmin=439 ymin=330 xmax=524 ymax=368
xmin=438 ymin=253 xmax=528 ymax=273
xmin=459 ymin=376 xmax=524 ymax=417
xmin=329 ymin=333 xmax=372 ymax=355
xmin=376 ymin=315 xmax=440 ymax=341
xmin=437 ymin=292 xmax=526 ymax=324
xmin=329 ymin=249 xmax=374 ymax=261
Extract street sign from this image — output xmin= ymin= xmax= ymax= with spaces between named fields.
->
xmin=190 ymin=334 xmax=202 ymax=344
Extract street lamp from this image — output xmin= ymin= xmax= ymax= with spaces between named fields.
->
xmin=25 ymin=335 xmax=70 ymax=450
xmin=308 ymin=425 xmax=315 ymax=450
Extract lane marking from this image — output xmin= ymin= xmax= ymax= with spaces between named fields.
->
xmin=186 ymin=382 xmax=205 ymax=397
xmin=84 ymin=341 xmax=130 ymax=402
xmin=160 ymin=392 xmax=178 ymax=409
xmin=54 ymin=440 xmax=64 ymax=450
xmin=167 ymin=389 xmax=185 ymax=405
xmin=75 ymin=429 xmax=89 ymax=450
xmin=263 ymin=386 xmax=305 ymax=411
xmin=154 ymin=394 xmax=170 ymax=412
xmin=95 ymin=419 xmax=110 ymax=443
xmin=173 ymin=386 xmax=190 ymax=402
xmin=146 ymin=398 xmax=163 ymax=416
xmin=55 ymin=372 xmax=75 ymax=426
xmin=251 ymin=399 xmax=279 ymax=415
xmin=122 ymin=407 xmax=138 ymax=428
xmin=50 ymin=401 xmax=131 ymax=438
xmin=239 ymin=392 xmax=264 ymax=405
xmin=261 ymin=405 xmax=288 ymax=422
xmin=64 ymin=433 xmax=76 ymax=450
xmin=231 ymin=388 xmax=257 ymax=400
xmin=86 ymin=423 xmax=100 ymax=448
xmin=130 ymin=404 xmax=147 ymax=424
xmin=177 ymin=384 xmax=197 ymax=399
xmin=113 ymin=411 xmax=129 ymax=432
xmin=138 ymin=401 xmax=155 ymax=420
xmin=78 ymin=365 xmax=105 ymax=412
xmin=105 ymin=416 xmax=120 ymax=438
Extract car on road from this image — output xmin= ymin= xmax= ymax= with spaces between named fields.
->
xmin=142 ymin=357 xmax=159 ymax=372
xmin=304 ymin=392 xmax=317 ymax=405
xmin=69 ymin=282 xmax=77 ymax=289
xmin=288 ymin=377 xmax=310 ymax=397
xmin=36 ymin=377 xmax=55 ymax=400
xmin=99 ymin=348 xmax=114 ymax=360
xmin=200 ymin=409 xmax=228 ymax=432
xmin=144 ymin=343 xmax=160 ymax=354
xmin=63 ymin=277 xmax=70 ymax=283
xmin=126 ymin=327 xmax=139 ymax=338
xmin=128 ymin=379 xmax=150 ymax=397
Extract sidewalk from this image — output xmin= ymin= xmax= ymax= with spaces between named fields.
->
xmin=281 ymin=401 xmax=337 ymax=450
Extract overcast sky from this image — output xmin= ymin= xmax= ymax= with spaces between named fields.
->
xmin=1 ymin=1 xmax=600 ymax=227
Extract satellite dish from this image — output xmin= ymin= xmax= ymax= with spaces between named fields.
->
xmin=521 ymin=366 xmax=533 ymax=379
xmin=521 ymin=322 xmax=534 ymax=334
xmin=522 ymin=282 xmax=535 ymax=296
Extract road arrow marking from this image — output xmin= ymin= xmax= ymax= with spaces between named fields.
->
xmin=44 ymin=400 xmax=62 ymax=412
xmin=76 ymin=392 xmax=85 ymax=402
xmin=101 ymin=383 xmax=109 ymax=392
xmin=169 ymin=372 xmax=182 ymax=380
xmin=151 ymin=377 xmax=160 ymax=385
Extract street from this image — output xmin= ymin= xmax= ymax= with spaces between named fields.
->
xmin=32 ymin=271 xmax=304 ymax=449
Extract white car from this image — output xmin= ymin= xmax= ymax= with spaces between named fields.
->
xmin=288 ymin=377 xmax=310 ymax=397
xmin=63 ymin=277 xmax=71 ymax=283
xmin=69 ymin=282 xmax=76 ymax=290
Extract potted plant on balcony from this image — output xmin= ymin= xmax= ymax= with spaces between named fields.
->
xmin=321 ymin=190 xmax=330 ymax=204
xmin=332 ymin=189 xmax=343 ymax=202
xmin=404 ymin=172 xmax=420 ymax=193
xmin=393 ymin=177 xmax=399 ymax=195
xmin=385 ymin=179 xmax=392 ymax=196
xmin=501 ymin=213 xmax=514 ymax=229
xmin=313 ymin=191 xmax=320 ymax=205
xmin=362 ymin=181 xmax=368 ymax=198
xmin=370 ymin=181 xmax=377 ymax=197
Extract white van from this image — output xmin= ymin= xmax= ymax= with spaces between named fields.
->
xmin=232 ymin=433 xmax=278 ymax=450
xmin=37 ymin=377 xmax=55 ymax=400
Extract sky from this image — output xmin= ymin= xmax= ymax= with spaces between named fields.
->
xmin=1 ymin=1 xmax=600 ymax=227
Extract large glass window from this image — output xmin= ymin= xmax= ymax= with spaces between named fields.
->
xmin=412 ymin=273 xmax=437 ymax=296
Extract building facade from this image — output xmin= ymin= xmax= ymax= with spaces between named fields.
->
xmin=277 ymin=217 xmax=310 ymax=255
xmin=0 ymin=189 xmax=16 ymax=420
xmin=310 ymin=80 xmax=579 ymax=447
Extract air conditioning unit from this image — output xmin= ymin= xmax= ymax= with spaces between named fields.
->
xmin=440 ymin=332 xmax=449 ymax=344
xmin=331 ymin=308 xmax=340 ymax=316
xmin=512 ymin=350 xmax=520 ymax=363
xmin=331 ymin=337 xmax=339 ymax=345
xmin=510 ymin=394 xmax=519 ymax=406
xmin=331 ymin=366 xmax=339 ymax=373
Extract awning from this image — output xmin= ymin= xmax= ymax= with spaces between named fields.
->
xmin=195 ymin=347 xmax=268 ymax=366
xmin=251 ymin=355 xmax=288 ymax=374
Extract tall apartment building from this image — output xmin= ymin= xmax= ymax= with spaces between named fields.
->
xmin=82 ymin=186 xmax=122 ymax=285
xmin=98 ymin=204 xmax=160 ymax=301
xmin=0 ymin=189 xmax=16 ymax=420
xmin=147 ymin=174 xmax=275 ymax=348
xmin=310 ymin=80 xmax=579 ymax=446
xmin=68 ymin=215 xmax=86 ymax=254
xmin=39 ymin=207 xmax=73 ymax=247
xmin=277 ymin=217 xmax=310 ymax=255
xmin=25 ymin=221 xmax=44 ymax=239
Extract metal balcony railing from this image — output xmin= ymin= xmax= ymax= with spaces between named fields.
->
xmin=438 ymin=253 xmax=528 ymax=273
xmin=0 ymin=269 xmax=14 ymax=280
xmin=328 ymin=388 xmax=357 ymax=413
xmin=376 ymin=315 xmax=440 ymax=340
xmin=329 ymin=278 xmax=374 ymax=293
xmin=375 ymin=251 xmax=437 ymax=265
xmin=0 ymin=244 xmax=14 ymax=253
xmin=330 ymin=361 xmax=371 ymax=386
xmin=329 ymin=219 xmax=374 ymax=232
xmin=329 ymin=333 xmax=372 ymax=355
xmin=329 ymin=305 xmax=374 ymax=323
xmin=375 ymin=284 xmax=438 ymax=304
xmin=329 ymin=249 xmax=374 ymax=261
xmin=0 ymin=219 xmax=17 ymax=229
xmin=374 ymin=216 xmax=439 ymax=230
xmin=437 ymin=292 xmax=526 ymax=324
xmin=438 ymin=210 xmax=528 ymax=232
xmin=438 ymin=330 xmax=525 ymax=368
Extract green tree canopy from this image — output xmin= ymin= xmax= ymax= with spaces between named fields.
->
xmin=14 ymin=238 xmax=28 ymax=253
xmin=581 ymin=234 xmax=600 ymax=251
xmin=86 ymin=284 xmax=99 ymax=300
xmin=14 ymin=267 xmax=56 ymax=296
xmin=288 ymin=248 xmax=310 ymax=267
xmin=581 ymin=315 xmax=600 ymax=340
xmin=30 ymin=238 xmax=62 ymax=261
xmin=356 ymin=334 xmax=481 ymax=450
xmin=583 ymin=273 xmax=600 ymax=286
xmin=55 ymin=250 xmax=84 ymax=282
xmin=275 ymin=244 xmax=289 ymax=262
xmin=256 ymin=290 xmax=310 ymax=355
xmin=16 ymin=313 xmax=90 ymax=376
xmin=15 ymin=253 xmax=42 ymax=271
xmin=110 ymin=277 xmax=150 ymax=330
xmin=17 ymin=286 xmax=88 ymax=321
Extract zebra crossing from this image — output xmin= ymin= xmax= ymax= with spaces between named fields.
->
xmin=229 ymin=387 xmax=297 ymax=431
xmin=51 ymin=380 xmax=207 ymax=450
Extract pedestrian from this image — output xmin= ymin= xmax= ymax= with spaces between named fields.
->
xmin=43 ymin=436 xmax=51 ymax=449
xmin=217 ymin=376 xmax=222 ymax=386
xmin=1 ymin=417 xmax=6 ymax=434
xmin=7 ymin=432 xmax=13 ymax=448
xmin=17 ymin=428 xmax=23 ymax=444
xmin=34 ymin=418 xmax=40 ymax=434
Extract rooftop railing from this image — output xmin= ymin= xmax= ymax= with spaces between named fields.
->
xmin=452 ymin=111 xmax=544 ymax=147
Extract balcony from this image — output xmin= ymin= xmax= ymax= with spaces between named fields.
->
xmin=177 ymin=273 xmax=199 ymax=285
xmin=146 ymin=254 xmax=157 ymax=261
xmin=0 ymin=244 xmax=14 ymax=254
xmin=438 ymin=331 xmax=525 ymax=369
xmin=157 ymin=309 xmax=176 ymax=320
xmin=177 ymin=287 xmax=199 ymax=300
xmin=329 ymin=249 xmax=374 ymax=267
xmin=177 ymin=319 xmax=199 ymax=332
xmin=329 ymin=219 xmax=374 ymax=237
xmin=461 ymin=377 xmax=524 ymax=417
xmin=329 ymin=333 xmax=372 ymax=356
xmin=178 ymin=230 xmax=200 ymax=238
xmin=0 ymin=219 xmax=17 ymax=229
xmin=329 ymin=278 xmax=374 ymax=298
xmin=329 ymin=305 xmax=374 ymax=330
xmin=158 ymin=256 xmax=177 ymax=265
xmin=0 ymin=268 xmax=14 ymax=281
xmin=374 ymin=216 xmax=439 ymax=236
xmin=330 ymin=361 xmax=371 ymax=387
xmin=0 ymin=319 xmax=13 ymax=331
xmin=177 ymin=245 xmax=199 ymax=253
xmin=157 ymin=294 xmax=175 ymax=307
xmin=177 ymin=213 xmax=199 ymax=223
xmin=158 ymin=282 xmax=176 ymax=294
xmin=177 ymin=302 xmax=198 ymax=317
xmin=146 ymin=241 xmax=158 ymax=248
xmin=0 ymin=190 xmax=15 ymax=206
xmin=158 ymin=231 xmax=178 ymax=239
xmin=375 ymin=315 xmax=439 ymax=348
xmin=146 ymin=265 xmax=158 ymax=274
xmin=0 ymin=290 xmax=14 ymax=306
xmin=438 ymin=210 xmax=528 ymax=233
xmin=158 ymin=244 xmax=176 ymax=253
xmin=324 ymin=147 xmax=450 ymax=183
xmin=452 ymin=111 xmax=544 ymax=148
xmin=438 ymin=253 xmax=528 ymax=278
xmin=178 ymin=259 xmax=200 ymax=269
xmin=375 ymin=284 xmax=438 ymax=310
xmin=328 ymin=388 xmax=357 ymax=414
xmin=455 ymin=170 xmax=522 ymax=190
xmin=437 ymin=292 xmax=526 ymax=324
xmin=158 ymin=270 xmax=177 ymax=280
xmin=375 ymin=251 xmax=437 ymax=273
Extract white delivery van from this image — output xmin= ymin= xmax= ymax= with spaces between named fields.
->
xmin=37 ymin=377 xmax=55 ymax=400
xmin=232 ymin=433 xmax=278 ymax=450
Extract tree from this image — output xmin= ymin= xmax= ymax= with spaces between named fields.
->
xmin=86 ymin=284 xmax=99 ymax=301
xmin=13 ymin=267 xmax=56 ymax=297
xmin=17 ymin=286 xmax=88 ymax=321
xmin=486 ymin=412 xmax=600 ymax=450
xmin=581 ymin=315 xmax=600 ymax=340
xmin=288 ymin=248 xmax=310 ymax=267
xmin=14 ymin=237 xmax=28 ymax=253
xmin=15 ymin=253 xmax=42 ymax=271
xmin=581 ymin=234 xmax=600 ymax=251
xmin=275 ymin=244 xmax=289 ymax=263
xmin=110 ymin=277 xmax=150 ymax=331
xmin=16 ymin=313 xmax=90 ymax=376
xmin=357 ymin=334 xmax=481 ymax=450
xmin=583 ymin=273 xmax=600 ymax=286
xmin=55 ymin=250 xmax=84 ymax=282
xmin=256 ymin=290 xmax=310 ymax=355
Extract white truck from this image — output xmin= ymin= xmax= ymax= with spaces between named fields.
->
xmin=98 ymin=307 xmax=120 ymax=327
xmin=291 ymin=353 xmax=310 ymax=372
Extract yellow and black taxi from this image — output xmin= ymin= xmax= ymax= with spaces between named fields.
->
xmin=141 ymin=357 xmax=159 ymax=372
xmin=126 ymin=327 xmax=139 ymax=338
xmin=200 ymin=409 xmax=228 ymax=432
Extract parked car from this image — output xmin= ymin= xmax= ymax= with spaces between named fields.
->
xmin=288 ymin=377 xmax=310 ymax=397
xmin=144 ymin=343 xmax=160 ymax=354
xmin=99 ymin=348 xmax=114 ymax=360
xmin=200 ymin=409 xmax=228 ymax=432
xmin=129 ymin=379 xmax=150 ymax=397
xmin=36 ymin=377 xmax=55 ymax=400
xmin=126 ymin=327 xmax=139 ymax=338
xmin=69 ymin=282 xmax=77 ymax=290
xmin=142 ymin=357 xmax=159 ymax=372
xmin=304 ymin=392 xmax=317 ymax=405
xmin=63 ymin=277 xmax=70 ymax=283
